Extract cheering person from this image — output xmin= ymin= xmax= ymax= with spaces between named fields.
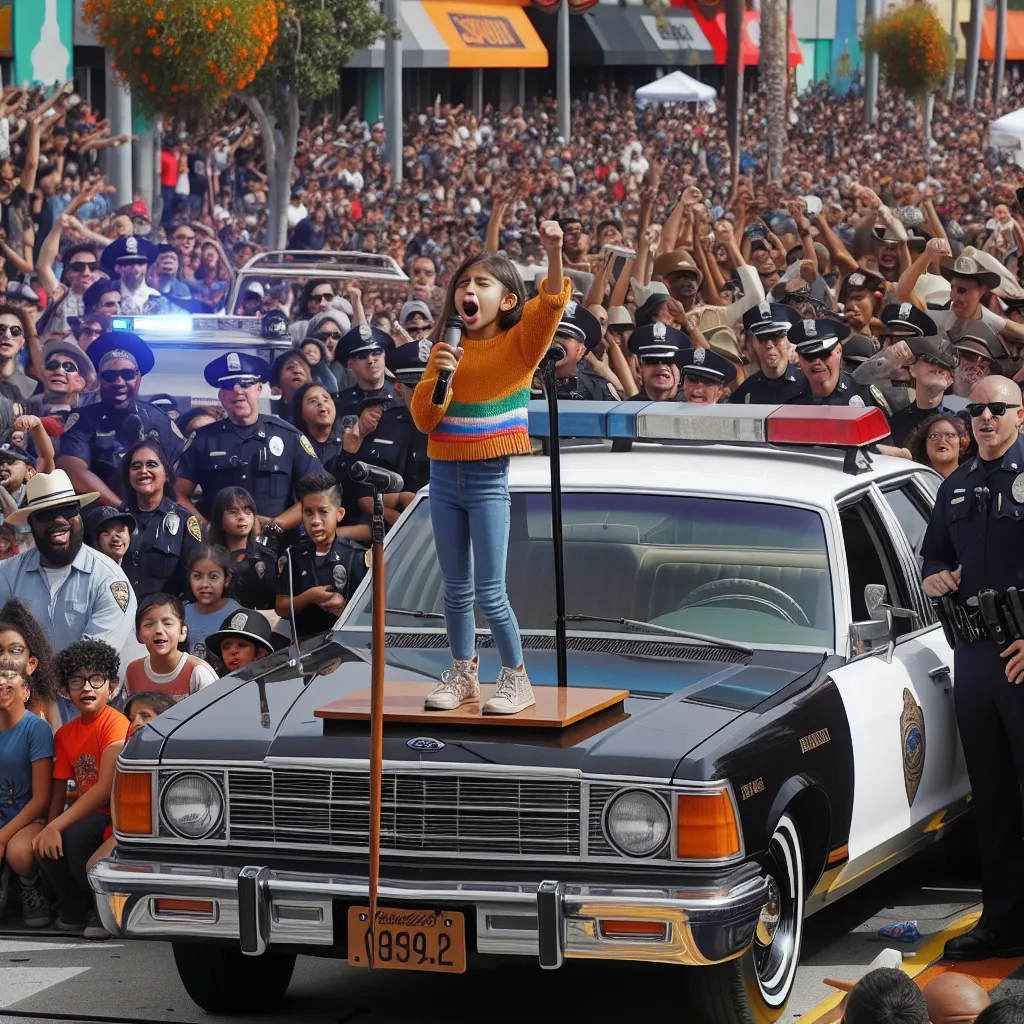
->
xmin=410 ymin=221 xmax=570 ymax=715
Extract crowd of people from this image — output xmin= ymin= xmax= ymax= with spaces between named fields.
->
xmin=0 ymin=50 xmax=1020 ymax=986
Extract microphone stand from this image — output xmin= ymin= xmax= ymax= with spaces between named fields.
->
xmin=368 ymin=485 xmax=386 ymax=965
xmin=542 ymin=355 xmax=568 ymax=690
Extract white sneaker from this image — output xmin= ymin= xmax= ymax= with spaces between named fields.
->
xmin=482 ymin=665 xmax=536 ymax=715
xmin=424 ymin=655 xmax=480 ymax=710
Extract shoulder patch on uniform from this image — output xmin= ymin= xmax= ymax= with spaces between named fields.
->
xmin=181 ymin=432 xmax=194 ymax=454
xmin=186 ymin=515 xmax=202 ymax=542
xmin=171 ymin=420 xmax=184 ymax=439
xmin=869 ymin=385 xmax=892 ymax=415
xmin=300 ymin=434 xmax=316 ymax=458
xmin=64 ymin=412 xmax=80 ymax=431
xmin=109 ymin=580 xmax=130 ymax=613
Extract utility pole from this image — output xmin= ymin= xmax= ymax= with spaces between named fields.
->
xmin=994 ymin=0 xmax=1007 ymax=116
xmin=557 ymin=0 xmax=570 ymax=142
xmin=965 ymin=0 xmax=983 ymax=107
xmin=947 ymin=0 xmax=958 ymax=98
xmin=863 ymin=0 xmax=879 ymax=125
xmin=384 ymin=0 xmax=402 ymax=185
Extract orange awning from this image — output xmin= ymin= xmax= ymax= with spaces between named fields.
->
xmin=423 ymin=1 xmax=548 ymax=67
xmin=975 ymin=9 xmax=1024 ymax=61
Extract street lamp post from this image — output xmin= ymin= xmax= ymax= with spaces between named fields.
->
xmin=557 ymin=0 xmax=570 ymax=142
xmin=384 ymin=0 xmax=403 ymax=186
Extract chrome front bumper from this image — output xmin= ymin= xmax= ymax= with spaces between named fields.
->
xmin=89 ymin=857 xmax=770 ymax=968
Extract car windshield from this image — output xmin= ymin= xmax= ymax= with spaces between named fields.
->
xmin=345 ymin=491 xmax=834 ymax=650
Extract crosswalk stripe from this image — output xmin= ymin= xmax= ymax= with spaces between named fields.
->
xmin=0 ymin=939 xmax=123 ymax=954
xmin=0 ymin=966 xmax=90 ymax=1008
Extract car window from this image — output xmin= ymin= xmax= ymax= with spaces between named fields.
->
xmin=880 ymin=485 xmax=930 ymax=574
xmin=345 ymin=491 xmax=835 ymax=652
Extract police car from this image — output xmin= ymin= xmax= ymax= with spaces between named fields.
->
xmin=89 ymin=403 xmax=965 ymax=1022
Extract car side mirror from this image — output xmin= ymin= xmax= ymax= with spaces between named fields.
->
xmin=864 ymin=583 xmax=922 ymax=630
xmin=850 ymin=608 xmax=895 ymax=660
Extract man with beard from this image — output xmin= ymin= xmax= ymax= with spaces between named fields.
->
xmin=730 ymin=302 xmax=804 ymax=404
xmin=57 ymin=332 xmax=184 ymax=507
xmin=887 ymin=336 xmax=959 ymax=447
xmin=626 ymin=323 xmax=690 ymax=402
xmin=0 ymin=470 xmax=137 ymax=685
xmin=788 ymin=319 xmax=891 ymax=416
xmin=947 ymin=322 xmax=1006 ymax=410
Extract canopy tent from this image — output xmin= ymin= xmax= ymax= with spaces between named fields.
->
xmin=989 ymin=107 xmax=1024 ymax=156
xmin=635 ymin=70 xmax=717 ymax=104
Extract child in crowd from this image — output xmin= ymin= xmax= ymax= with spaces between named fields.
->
xmin=274 ymin=472 xmax=367 ymax=639
xmin=83 ymin=506 xmax=135 ymax=569
xmin=0 ymin=670 xmax=54 ymax=927
xmin=0 ymin=599 xmax=61 ymax=733
xmin=33 ymin=639 xmax=128 ymax=939
xmin=208 ymin=487 xmax=277 ymax=610
xmin=184 ymin=545 xmax=241 ymax=664
xmin=206 ymin=609 xmax=276 ymax=673
xmin=125 ymin=593 xmax=219 ymax=702
xmin=85 ymin=690 xmax=176 ymax=882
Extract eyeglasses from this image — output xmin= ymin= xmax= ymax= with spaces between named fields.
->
xmin=100 ymin=368 xmax=139 ymax=383
xmin=309 ymin=292 xmax=334 ymax=303
xmin=29 ymin=502 xmax=80 ymax=523
xmin=926 ymin=431 xmax=959 ymax=442
xmin=45 ymin=360 xmax=80 ymax=373
xmin=67 ymin=673 xmax=109 ymax=691
xmin=316 ymin=330 xmax=342 ymax=340
xmin=66 ymin=261 xmax=97 ymax=273
xmin=0 ymin=324 xmax=24 ymax=337
xmin=78 ymin=325 xmax=102 ymax=338
xmin=967 ymin=402 xmax=1020 ymax=418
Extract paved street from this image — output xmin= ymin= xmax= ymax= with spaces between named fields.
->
xmin=0 ymin=846 xmax=1021 ymax=1024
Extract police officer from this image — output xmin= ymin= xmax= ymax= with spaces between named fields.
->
xmin=626 ymin=323 xmax=692 ymax=402
xmin=788 ymin=318 xmax=891 ymax=416
xmin=887 ymin=335 xmax=959 ymax=447
xmin=678 ymin=348 xmax=736 ymax=404
xmin=730 ymin=302 xmax=805 ymax=404
xmin=532 ymin=300 xmax=621 ymax=401
xmin=56 ymin=331 xmax=185 ymax=507
xmin=119 ymin=437 xmax=203 ymax=600
xmin=227 ymin=535 xmax=279 ymax=611
xmin=921 ymin=375 xmax=1024 ymax=962
xmin=332 ymin=325 xmax=417 ymax=529
xmin=175 ymin=352 xmax=323 ymax=530
xmin=99 ymin=235 xmax=168 ymax=316
xmin=386 ymin=340 xmax=431 ymax=495
xmin=878 ymin=301 xmax=938 ymax=343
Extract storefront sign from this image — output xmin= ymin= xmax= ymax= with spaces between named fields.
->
xmin=448 ymin=11 xmax=525 ymax=47
xmin=638 ymin=12 xmax=711 ymax=53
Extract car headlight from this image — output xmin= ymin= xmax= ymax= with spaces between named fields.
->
xmin=161 ymin=773 xmax=223 ymax=839
xmin=604 ymin=789 xmax=671 ymax=858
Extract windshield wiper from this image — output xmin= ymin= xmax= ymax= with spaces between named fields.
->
xmin=563 ymin=614 xmax=753 ymax=657
xmin=384 ymin=607 xmax=446 ymax=620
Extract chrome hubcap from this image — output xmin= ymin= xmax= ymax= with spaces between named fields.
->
xmin=755 ymin=875 xmax=781 ymax=947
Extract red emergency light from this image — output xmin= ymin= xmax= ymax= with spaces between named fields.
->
xmin=764 ymin=406 xmax=891 ymax=448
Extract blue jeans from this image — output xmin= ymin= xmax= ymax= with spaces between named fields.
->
xmin=429 ymin=457 xmax=523 ymax=668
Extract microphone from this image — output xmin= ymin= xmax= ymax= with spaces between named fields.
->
xmin=350 ymin=461 xmax=405 ymax=493
xmin=431 ymin=314 xmax=463 ymax=406
xmin=540 ymin=342 xmax=567 ymax=367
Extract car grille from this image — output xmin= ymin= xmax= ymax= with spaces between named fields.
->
xmin=224 ymin=768 xmax=583 ymax=857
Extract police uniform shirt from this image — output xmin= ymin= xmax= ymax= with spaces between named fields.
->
xmin=274 ymin=536 xmax=368 ymax=637
xmin=177 ymin=414 xmax=323 ymax=520
xmin=729 ymin=366 xmax=806 ymax=405
xmin=307 ymin=428 xmax=347 ymax=467
xmin=332 ymin=382 xmax=416 ymax=496
xmin=889 ymin=402 xmax=954 ymax=449
xmin=227 ymin=538 xmax=278 ymax=611
xmin=626 ymin=387 xmax=681 ymax=402
xmin=122 ymin=496 xmax=203 ymax=600
xmin=59 ymin=401 xmax=186 ymax=498
xmin=922 ymin=435 xmax=1024 ymax=600
xmin=789 ymin=371 xmax=891 ymax=418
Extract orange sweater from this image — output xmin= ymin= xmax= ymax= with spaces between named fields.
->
xmin=410 ymin=279 xmax=572 ymax=461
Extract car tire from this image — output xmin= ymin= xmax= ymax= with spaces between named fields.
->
xmin=172 ymin=942 xmax=296 ymax=1015
xmin=688 ymin=813 xmax=805 ymax=1024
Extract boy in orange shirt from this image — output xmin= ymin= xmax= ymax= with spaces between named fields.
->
xmin=32 ymin=639 xmax=128 ymax=938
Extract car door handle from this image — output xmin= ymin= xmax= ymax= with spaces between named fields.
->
xmin=928 ymin=665 xmax=951 ymax=683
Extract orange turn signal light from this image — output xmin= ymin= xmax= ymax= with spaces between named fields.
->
xmin=676 ymin=791 xmax=740 ymax=860
xmin=113 ymin=771 xmax=153 ymax=835
xmin=601 ymin=920 xmax=667 ymax=939
xmin=154 ymin=898 xmax=215 ymax=917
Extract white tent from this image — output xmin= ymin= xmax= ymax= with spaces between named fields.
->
xmin=989 ymin=106 xmax=1024 ymax=164
xmin=635 ymin=71 xmax=717 ymax=105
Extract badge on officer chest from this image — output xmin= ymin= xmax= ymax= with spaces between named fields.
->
xmin=1012 ymin=473 xmax=1024 ymax=504
xmin=186 ymin=516 xmax=202 ymax=542
xmin=332 ymin=563 xmax=348 ymax=591
xmin=255 ymin=561 xmax=265 ymax=579
xmin=269 ymin=435 xmax=284 ymax=457
xmin=164 ymin=511 xmax=180 ymax=536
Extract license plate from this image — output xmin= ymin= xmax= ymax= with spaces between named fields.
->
xmin=346 ymin=906 xmax=466 ymax=973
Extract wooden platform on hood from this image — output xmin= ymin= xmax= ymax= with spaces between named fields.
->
xmin=314 ymin=682 xmax=629 ymax=729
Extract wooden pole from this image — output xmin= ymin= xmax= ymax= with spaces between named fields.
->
xmin=368 ymin=489 xmax=387 ymax=965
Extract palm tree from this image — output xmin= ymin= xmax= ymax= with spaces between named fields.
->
xmin=760 ymin=0 xmax=787 ymax=182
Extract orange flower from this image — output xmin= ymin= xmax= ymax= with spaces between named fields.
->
xmin=155 ymin=9 xmax=163 ymax=19
xmin=152 ymin=45 xmax=161 ymax=54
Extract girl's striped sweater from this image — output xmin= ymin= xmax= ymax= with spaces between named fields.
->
xmin=410 ymin=278 xmax=572 ymax=461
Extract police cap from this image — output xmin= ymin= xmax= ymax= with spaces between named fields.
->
xmin=627 ymin=322 xmax=692 ymax=363
xmin=908 ymin=334 xmax=958 ymax=370
xmin=0 ymin=443 xmax=35 ymax=468
xmin=879 ymin=302 xmax=937 ymax=338
xmin=838 ymin=268 xmax=885 ymax=303
xmin=204 ymin=351 xmax=271 ymax=389
xmin=386 ymin=340 xmax=431 ymax=384
xmin=790 ymin=318 xmax=852 ymax=359
xmin=554 ymin=300 xmax=602 ymax=353
xmin=88 ymin=330 xmax=156 ymax=376
xmin=337 ymin=324 xmax=394 ymax=362
xmin=100 ymin=234 xmax=158 ymax=277
xmin=678 ymin=347 xmax=737 ymax=385
xmin=842 ymin=334 xmax=875 ymax=364
xmin=742 ymin=300 xmax=799 ymax=337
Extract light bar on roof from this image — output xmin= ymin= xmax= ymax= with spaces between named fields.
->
xmin=112 ymin=315 xmax=194 ymax=334
xmin=525 ymin=401 xmax=890 ymax=449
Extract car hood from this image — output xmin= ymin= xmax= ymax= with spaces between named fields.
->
xmin=137 ymin=637 xmax=826 ymax=782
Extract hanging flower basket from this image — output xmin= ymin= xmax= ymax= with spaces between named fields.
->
xmin=864 ymin=2 xmax=952 ymax=100
xmin=82 ymin=0 xmax=280 ymax=115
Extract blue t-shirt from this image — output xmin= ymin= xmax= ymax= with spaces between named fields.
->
xmin=185 ymin=599 xmax=242 ymax=663
xmin=0 ymin=712 xmax=54 ymax=826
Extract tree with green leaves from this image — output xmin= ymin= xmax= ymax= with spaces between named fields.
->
xmin=243 ymin=0 xmax=392 ymax=248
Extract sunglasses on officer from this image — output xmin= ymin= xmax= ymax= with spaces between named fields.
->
xmin=967 ymin=402 xmax=1021 ymax=418
xmin=29 ymin=502 xmax=81 ymax=524
xmin=219 ymin=376 xmax=262 ymax=390
xmin=640 ymin=356 xmax=676 ymax=367
xmin=351 ymin=348 xmax=384 ymax=360
xmin=99 ymin=368 xmax=139 ymax=383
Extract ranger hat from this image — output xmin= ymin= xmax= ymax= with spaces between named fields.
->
xmin=789 ymin=318 xmax=852 ymax=359
xmin=6 ymin=469 xmax=99 ymax=527
xmin=678 ymin=347 xmax=737 ymax=385
xmin=940 ymin=254 xmax=1001 ymax=289
xmin=204 ymin=351 xmax=271 ymax=389
xmin=652 ymin=248 xmax=704 ymax=286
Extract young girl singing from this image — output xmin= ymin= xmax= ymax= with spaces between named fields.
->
xmin=410 ymin=221 xmax=569 ymax=714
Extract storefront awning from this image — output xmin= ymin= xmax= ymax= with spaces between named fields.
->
xmin=710 ymin=9 xmax=802 ymax=67
xmin=347 ymin=1 xmax=450 ymax=68
xmin=974 ymin=10 xmax=1024 ymax=61
xmin=424 ymin=1 xmax=548 ymax=67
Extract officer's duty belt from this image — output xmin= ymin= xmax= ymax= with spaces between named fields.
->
xmin=935 ymin=587 xmax=1024 ymax=646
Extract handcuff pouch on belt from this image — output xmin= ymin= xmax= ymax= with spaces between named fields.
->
xmin=937 ymin=587 xmax=1024 ymax=646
